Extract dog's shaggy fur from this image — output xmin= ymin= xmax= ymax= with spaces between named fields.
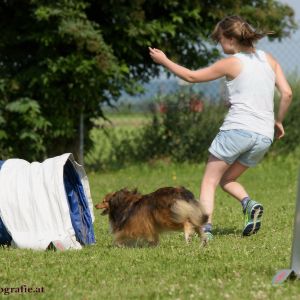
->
xmin=95 ymin=186 xmax=208 ymax=247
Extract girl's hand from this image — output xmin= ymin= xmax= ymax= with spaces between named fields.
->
xmin=149 ymin=47 xmax=168 ymax=65
xmin=275 ymin=121 xmax=285 ymax=139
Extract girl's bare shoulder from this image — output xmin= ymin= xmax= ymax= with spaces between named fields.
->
xmin=216 ymin=56 xmax=242 ymax=78
xmin=264 ymin=52 xmax=278 ymax=72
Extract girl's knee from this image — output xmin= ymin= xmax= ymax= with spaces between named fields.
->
xmin=219 ymin=177 xmax=235 ymax=189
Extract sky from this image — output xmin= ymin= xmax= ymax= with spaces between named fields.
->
xmin=282 ymin=0 xmax=300 ymax=23
xmin=258 ymin=0 xmax=300 ymax=72
xmin=282 ymin=0 xmax=300 ymax=36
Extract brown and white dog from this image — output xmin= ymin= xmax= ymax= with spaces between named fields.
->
xmin=95 ymin=186 xmax=208 ymax=247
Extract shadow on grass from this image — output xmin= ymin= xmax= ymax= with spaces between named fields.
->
xmin=212 ymin=226 xmax=240 ymax=236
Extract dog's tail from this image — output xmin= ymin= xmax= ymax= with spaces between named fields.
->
xmin=171 ymin=200 xmax=208 ymax=226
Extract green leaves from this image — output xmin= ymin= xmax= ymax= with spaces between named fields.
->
xmin=6 ymin=98 xmax=40 ymax=114
xmin=0 ymin=98 xmax=50 ymax=159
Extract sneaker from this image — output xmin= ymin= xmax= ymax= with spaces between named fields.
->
xmin=242 ymin=200 xmax=264 ymax=236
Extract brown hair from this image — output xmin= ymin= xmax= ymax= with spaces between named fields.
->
xmin=211 ymin=15 xmax=273 ymax=47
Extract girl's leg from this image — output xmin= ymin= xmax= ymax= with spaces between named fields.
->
xmin=199 ymin=155 xmax=231 ymax=224
xmin=219 ymin=161 xmax=249 ymax=202
xmin=219 ymin=160 xmax=264 ymax=236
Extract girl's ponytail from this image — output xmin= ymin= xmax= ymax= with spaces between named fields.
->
xmin=212 ymin=15 xmax=273 ymax=47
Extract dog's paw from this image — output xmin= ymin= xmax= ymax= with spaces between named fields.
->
xmin=201 ymin=237 xmax=208 ymax=247
xmin=114 ymin=242 xmax=126 ymax=248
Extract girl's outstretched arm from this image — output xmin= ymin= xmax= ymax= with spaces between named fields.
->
xmin=148 ymin=47 xmax=240 ymax=83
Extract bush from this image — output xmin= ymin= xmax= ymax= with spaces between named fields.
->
xmin=270 ymin=74 xmax=300 ymax=155
xmin=134 ymin=95 xmax=226 ymax=163
xmin=85 ymin=94 xmax=226 ymax=170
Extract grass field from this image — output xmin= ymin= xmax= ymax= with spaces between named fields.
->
xmin=1 ymin=152 xmax=300 ymax=299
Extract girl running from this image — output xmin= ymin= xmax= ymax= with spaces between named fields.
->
xmin=149 ymin=15 xmax=292 ymax=239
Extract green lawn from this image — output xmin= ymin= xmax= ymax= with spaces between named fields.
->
xmin=1 ymin=154 xmax=300 ymax=299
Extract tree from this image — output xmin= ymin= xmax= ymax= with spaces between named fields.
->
xmin=90 ymin=0 xmax=297 ymax=79
xmin=0 ymin=0 xmax=297 ymax=161
xmin=0 ymin=0 xmax=126 ymax=160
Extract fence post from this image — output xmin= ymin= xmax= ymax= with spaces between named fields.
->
xmin=272 ymin=169 xmax=300 ymax=284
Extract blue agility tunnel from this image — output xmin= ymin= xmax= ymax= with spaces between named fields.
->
xmin=0 ymin=154 xmax=95 ymax=250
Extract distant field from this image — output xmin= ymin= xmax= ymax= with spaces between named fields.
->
xmin=93 ymin=112 xmax=152 ymax=129
xmin=85 ymin=113 xmax=153 ymax=169
xmin=1 ymin=152 xmax=300 ymax=299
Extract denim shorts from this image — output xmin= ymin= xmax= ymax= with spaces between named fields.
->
xmin=209 ymin=129 xmax=273 ymax=167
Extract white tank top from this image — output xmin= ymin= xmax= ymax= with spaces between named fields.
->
xmin=220 ymin=50 xmax=276 ymax=140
